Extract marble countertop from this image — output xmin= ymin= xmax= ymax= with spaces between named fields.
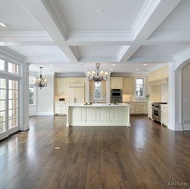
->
xmin=123 ymin=100 xmax=149 ymax=103
xmin=67 ymin=103 xmax=130 ymax=107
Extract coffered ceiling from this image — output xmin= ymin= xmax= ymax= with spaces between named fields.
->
xmin=0 ymin=0 xmax=190 ymax=75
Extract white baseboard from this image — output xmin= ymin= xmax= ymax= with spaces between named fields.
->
xmin=37 ymin=112 xmax=54 ymax=115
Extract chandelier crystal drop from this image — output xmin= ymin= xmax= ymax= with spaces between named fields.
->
xmin=34 ymin=67 xmax=48 ymax=89
xmin=87 ymin=63 xmax=108 ymax=83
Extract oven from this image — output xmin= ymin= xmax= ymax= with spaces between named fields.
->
xmin=110 ymin=89 xmax=122 ymax=103
xmin=152 ymin=102 xmax=167 ymax=123
xmin=111 ymin=89 xmax=122 ymax=98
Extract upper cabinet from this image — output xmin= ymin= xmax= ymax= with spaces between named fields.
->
xmin=55 ymin=78 xmax=68 ymax=95
xmin=149 ymin=66 xmax=168 ymax=82
xmin=110 ymin=77 xmax=123 ymax=89
xmin=123 ymin=77 xmax=135 ymax=94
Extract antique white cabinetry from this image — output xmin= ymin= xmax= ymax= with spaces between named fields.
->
xmin=148 ymin=66 xmax=168 ymax=82
xmin=148 ymin=102 xmax=152 ymax=119
xmin=127 ymin=101 xmax=148 ymax=115
xmin=69 ymin=77 xmax=85 ymax=83
xmin=55 ymin=101 xmax=67 ymax=115
xmin=69 ymin=86 xmax=85 ymax=103
xmin=66 ymin=104 xmax=130 ymax=127
xmin=68 ymin=77 xmax=85 ymax=104
xmin=110 ymin=77 xmax=123 ymax=89
xmin=161 ymin=104 xmax=168 ymax=126
xmin=55 ymin=78 xmax=68 ymax=95
xmin=123 ymin=77 xmax=135 ymax=95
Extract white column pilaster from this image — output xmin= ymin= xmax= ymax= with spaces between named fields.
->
xmin=20 ymin=63 xmax=30 ymax=131
xmin=106 ymin=74 xmax=110 ymax=103
xmin=168 ymin=62 xmax=183 ymax=131
xmin=85 ymin=76 xmax=90 ymax=102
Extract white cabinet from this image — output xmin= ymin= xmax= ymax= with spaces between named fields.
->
xmin=148 ymin=66 xmax=168 ymax=82
xmin=69 ymin=87 xmax=85 ymax=103
xmin=148 ymin=102 xmax=152 ymax=119
xmin=67 ymin=105 xmax=130 ymax=126
xmin=123 ymin=77 xmax=135 ymax=95
xmin=161 ymin=105 xmax=168 ymax=127
xmin=55 ymin=101 xmax=67 ymax=115
xmin=69 ymin=77 xmax=85 ymax=83
xmin=110 ymin=77 xmax=123 ymax=89
xmin=55 ymin=78 xmax=68 ymax=95
xmin=127 ymin=102 xmax=148 ymax=115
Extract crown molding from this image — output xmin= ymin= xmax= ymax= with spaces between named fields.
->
xmin=0 ymin=47 xmax=25 ymax=63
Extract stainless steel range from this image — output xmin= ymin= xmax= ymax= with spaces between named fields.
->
xmin=152 ymin=102 xmax=167 ymax=123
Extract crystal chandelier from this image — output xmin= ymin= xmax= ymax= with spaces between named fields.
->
xmin=87 ymin=63 xmax=108 ymax=83
xmin=34 ymin=67 xmax=48 ymax=89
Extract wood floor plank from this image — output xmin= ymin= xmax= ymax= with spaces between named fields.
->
xmin=0 ymin=115 xmax=190 ymax=189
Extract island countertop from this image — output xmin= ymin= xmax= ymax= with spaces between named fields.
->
xmin=67 ymin=103 xmax=130 ymax=107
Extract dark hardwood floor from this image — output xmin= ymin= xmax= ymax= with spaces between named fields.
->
xmin=0 ymin=115 xmax=190 ymax=189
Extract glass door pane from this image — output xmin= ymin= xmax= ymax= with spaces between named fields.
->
xmin=0 ymin=78 xmax=7 ymax=136
xmin=8 ymin=80 xmax=19 ymax=130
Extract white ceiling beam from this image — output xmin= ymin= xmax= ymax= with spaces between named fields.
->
xmin=22 ymin=0 xmax=79 ymax=62
xmin=120 ymin=0 xmax=181 ymax=62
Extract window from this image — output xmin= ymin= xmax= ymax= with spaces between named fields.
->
xmin=29 ymin=86 xmax=35 ymax=105
xmin=0 ymin=59 xmax=5 ymax=71
xmin=8 ymin=62 xmax=19 ymax=74
xmin=136 ymin=78 xmax=144 ymax=97
xmin=94 ymin=82 xmax=101 ymax=100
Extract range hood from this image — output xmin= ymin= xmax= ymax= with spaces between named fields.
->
xmin=148 ymin=78 xmax=168 ymax=86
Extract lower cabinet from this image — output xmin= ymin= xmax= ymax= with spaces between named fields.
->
xmin=148 ymin=102 xmax=152 ymax=119
xmin=161 ymin=105 xmax=168 ymax=126
xmin=127 ymin=102 xmax=148 ymax=115
xmin=55 ymin=101 xmax=67 ymax=115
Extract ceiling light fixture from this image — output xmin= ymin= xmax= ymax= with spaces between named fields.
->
xmin=0 ymin=23 xmax=7 ymax=27
xmin=87 ymin=63 xmax=108 ymax=83
xmin=34 ymin=67 xmax=48 ymax=89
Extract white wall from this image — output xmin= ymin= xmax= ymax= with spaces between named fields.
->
xmin=182 ymin=62 xmax=190 ymax=130
xmin=37 ymin=75 xmax=54 ymax=115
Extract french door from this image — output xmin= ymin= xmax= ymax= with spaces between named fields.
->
xmin=0 ymin=77 xmax=19 ymax=140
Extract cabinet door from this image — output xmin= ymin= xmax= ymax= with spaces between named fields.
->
xmin=69 ymin=87 xmax=84 ymax=103
xmin=148 ymin=102 xmax=152 ymax=119
xmin=55 ymin=78 xmax=68 ymax=94
xmin=135 ymin=103 xmax=144 ymax=113
xmin=86 ymin=108 xmax=98 ymax=122
xmin=75 ymin=87 xmax=84 ymax=103
xmin=99 ymin=107 xmax=111 ymax=122
xmin=161 ymin=105 xmax=168 ymax=126
xmin=110 ymin=77 xmax=123 ymax=89
xmin=123 ymin=77 xmax=134 ymax=95
xmin=113 ymin=107 xmax=126 ymax=122
xmin=128 ymin=103 xmax=135 ymax=114
xmin=69 ymin=87 xmax=76 ymax=103
xmin=162 ymin=66 xmax=168 ymax=78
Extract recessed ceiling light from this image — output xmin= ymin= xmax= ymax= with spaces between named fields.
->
xmin=110 ymin=68 xmax=113 ymax=71
xmin=112 ymin=64 xmax=115 ymax=66
xmin=144 ymin=64 xmax=147 ymax=66
xmin=0 ymin=23 xmax=7 ymax=27
xmin=96 ymin=8 xmax=104 ymax=14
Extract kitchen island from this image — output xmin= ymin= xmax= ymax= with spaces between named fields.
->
xmin=66 ymin=103 xmax=130 ymax=127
